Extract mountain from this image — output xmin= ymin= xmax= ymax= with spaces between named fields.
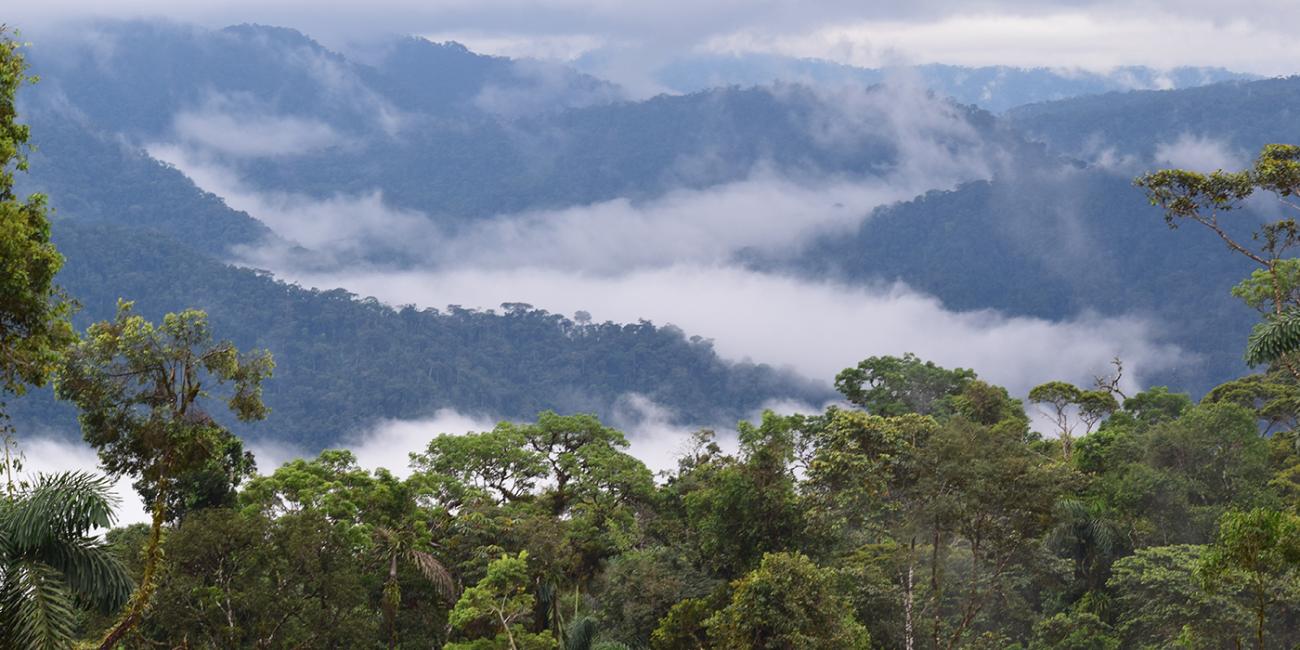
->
xmin=8 ymin=219 xmax=826 ymax=445
xmin=25 ymin=22 xmax=621 ymax=137
xmin=1005 ymin=76 xmax=1300 ymax=162
xmin=234 ymin=83 xmax=1013 ymax=221
xmin=576 ymin=52 xmax=1256 ymax=112
xmin=12 ymin=20 xmax=1289 ymax=448
xmin=15 ymin=110 xmax=273 ymax=256
xmin=767 ymin=164 xmax=1258 ymax=394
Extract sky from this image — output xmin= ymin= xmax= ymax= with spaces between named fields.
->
xmin=8 ymin=0 xmax=1300 ymax=75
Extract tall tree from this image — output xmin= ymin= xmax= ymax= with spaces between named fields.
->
xmin=703 ymin=552 xmax=871 ymax=649
xmin=834 ymin=354 xmax=975 ymax=417
xmin=54 ymin=301 xmax=272 ymax=648
xmin=1198 ymin=508 xmax=1300 ymax=650
xmin=0 ymin=26 xmax=75 ymax=481
xmin=1136 ymin=145 xmax=1300 ymax=372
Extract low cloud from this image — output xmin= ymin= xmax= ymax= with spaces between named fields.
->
xmin=274 ymin=263 xmax=1181 ymax=398
xmin=172 ymin=109 xmax=340 ymax=157
xmin=153 ymin=80 xmax=1000 ymax=271
xmin=17 ymin=435 xmax=149 ymax=527
xmin=1154 ymin=134 xmax=1245 ymax=172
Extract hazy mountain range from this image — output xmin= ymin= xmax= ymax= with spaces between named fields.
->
xmin=9 ymin=20 xmax=1292 ymax=450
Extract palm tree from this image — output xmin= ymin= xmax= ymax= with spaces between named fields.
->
xmin=374 ymin=523 xmax=457 ymax=649
xmin=0 ymin=471 xmax=133 ymax=649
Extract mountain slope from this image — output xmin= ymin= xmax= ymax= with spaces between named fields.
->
xmin=1005 ymin=76 xmax=1300 ymax=160
xmin=772 ymin=165 xmax=1258 ymax=394
xmin=8 ymin=220 xmax=827 ymax=446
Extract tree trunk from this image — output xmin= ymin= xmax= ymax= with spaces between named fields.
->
xmin=387 ymin=554 xmax=399 ymax=650
xmin=904 ymin=538 xmax=916 ymax=650
xmin=98 ymin=485 xmax=167 ymax=649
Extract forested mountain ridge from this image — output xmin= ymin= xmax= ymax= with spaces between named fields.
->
xmin=615 ymin=53 xmax=1255 ymax=111
xmin=1005 ymin=75 xmax=1300 ymax=161
xmin=14 ymin=110 xmax=274 ymax=255
xmin=770 ymin=164 xmax=1259 ymax=394
xmin=8 ymin=19 xmax=1284 ymax=432
xmin=6 ymin=220 xmax=827 ymax=445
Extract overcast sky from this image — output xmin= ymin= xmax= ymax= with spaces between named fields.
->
xmin=8 ymin=0 xmax=1300 ymax=74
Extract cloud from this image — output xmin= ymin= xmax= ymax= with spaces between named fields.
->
xmin=12 ymin=2 xmax=1300 ymax=77
xmin=270 ymin=263 xmax=1182 ymax=398
xmin=172 ymin=108 xmax=340 ymax=157
xmin=142 ymin=82 xmax=1180 ymax=406
xmin=148 ymin=143 xmax=441 ymax=262
xmin=1154 ymin=134 xmax=1245 ymax=172
xmin=18 ymin=435 xmax=149 ymax=527
xmin=150 ymin=80 xmax=1000 ymax=271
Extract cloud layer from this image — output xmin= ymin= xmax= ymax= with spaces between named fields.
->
xmin=12 ymin=2 xmax=1300 ymax=76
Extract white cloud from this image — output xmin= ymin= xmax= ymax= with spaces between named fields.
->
xmin=151 ymin=81 xmax=999 ymax=271
xmin=18 ymin=436 xmax=148 ymax=527
xmin=14 ymin=3 xmax=1300 ymax=76
xmin=172 ymin=109 xmax=340 ymax=157
xmin=272 ymin=263 xmax=1181 ymax=398
xmin=1154 ymin=134 xmax=1245 ymax=172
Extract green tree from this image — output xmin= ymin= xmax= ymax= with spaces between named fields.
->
xmin=676 ymin=413 xmax=805 ymax=578
xmin=0 ymin=27 xmax=75 ymax=479
xmin=372 ymin=474 xmax=458 ymax=650
xmin=1198 ymin=508 xmax=1300 ymax=649
xmin=54 ymin=301 xmax=272 ymax=647
xmin=1109 ymin=545 xmax=1250 ymax=648
xmin=0 ymin=472 xmax=132 ymax=650
xmin=445 ymin=551 xmax=555 ymax=650
xmin=139 ymin=508 xmax=375 ymax=648
xmin=1029 ymin=610 xmax=1119 ymax=650
xmin=1136 ymin=145 xmax=1300 ymax=372
xmin=834 ymin=353 xmax=975 ymax=417
xmin=1028 ymin=381 xmax=1118 ymax=460
xmin=703 ymin=552 xmax=870 ymax=649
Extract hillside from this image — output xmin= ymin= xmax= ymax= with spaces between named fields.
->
xmin=1006 ymin=76 xmax=1300 ymax=160
xmin=8 ymin=219 xmax=826 ymax=445
xmin=773 ymin=165 xmax=1258 ymax=394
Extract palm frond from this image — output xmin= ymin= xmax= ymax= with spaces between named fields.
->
xmin=566 ymin=616 xmax=598 ymax=650
xmin=407 ymin=549 xmax=457 ymax=601
xmin=1246 ymin=310 xmax=1300 ymax=367
xmin=36 ymin=535 xmax=132 ymax=614
xmin=1 ymin=562 xmax=78 ymax=650
xmin=6 ymin=472 xmax=118 ymax=549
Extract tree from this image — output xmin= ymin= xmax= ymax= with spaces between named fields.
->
xmin=913 ymin=417 xmax=1070 ymax=649
xmin=1028 ymin=381 xmax=1117 ymax=460
xmin=703 ymin=552 xmax=870 ymax=649
xmin=0 ymin=472 xmax=132 ymax=650
xmin=445 ymin=551 xmax=554 ymax=650
xmin=54 ymin=301 xmax=273 ymax=647
xmin=1109 ymin=545 xmax=1250 ymax=648
xmin=1198 ymin=508 xmax=1300 ymax=650
xmin=1136 ymin=145 xmax=1300 ymax=372
xmin=0 ymin=26 xmax=75 ymax=480
xmin=372 ymin=471 xmax=458 ymax=650
xmin=676 ymin=412 xmax=806 ymax=578
xmin=834 ymin=354 xmax=975 ymax=417
xmin=139 ymin=508 xmax=376 ymax=648
xmin=1029 ymin=610 xmax=1119 ymax=650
